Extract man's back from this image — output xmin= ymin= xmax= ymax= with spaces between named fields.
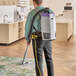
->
xmin=25 ymin=6 xmax=53 ymax=40
xmin=25 ymin=6 xmax=44 ymax=40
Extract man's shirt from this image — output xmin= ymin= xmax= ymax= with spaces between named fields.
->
xmin=25 ymin=6 xmax=53 ymax=41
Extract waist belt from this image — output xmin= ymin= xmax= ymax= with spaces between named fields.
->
xmin=32 ymin=35 xmax=38 ymax=39
xmin=32 ymin=32 xmax=42 ymax=39
xmin=32 ymin=32 xmax=42 ymax=37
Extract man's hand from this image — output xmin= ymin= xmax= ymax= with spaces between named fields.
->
xmin=25 ymin=39 xmax=30 ymax=46
xmin=27 ymin=41 xmax=30 ymax=46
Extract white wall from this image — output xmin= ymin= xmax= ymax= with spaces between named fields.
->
xmin=43 ymin=0 xmax=67 ymax=15
xmin=74 ymin=10 xmax=76 ymax=35
xmin=43 ymin=0 xmax=76 ymax=35
xmin=43 ymin=0 xmax=76 ymax=15
xmin=72 ymin=0 xmax=76 ymax=35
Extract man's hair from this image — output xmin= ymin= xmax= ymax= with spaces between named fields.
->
xmin=33 ymin=0 xmax=42 ymax=5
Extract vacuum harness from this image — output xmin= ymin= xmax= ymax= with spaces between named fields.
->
xmin=28 ymin=8 xmax=56 ymax=43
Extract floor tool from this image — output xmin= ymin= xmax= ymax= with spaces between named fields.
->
xmin=22 ymin=45 xmax=29 ymax=65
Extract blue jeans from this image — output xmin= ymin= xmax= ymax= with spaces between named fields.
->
xmin=32 ymin=37 xmax=54 ymax=76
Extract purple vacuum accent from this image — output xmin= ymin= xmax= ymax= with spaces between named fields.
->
xmin=53 ymin=13 xmax=55 ymax=16
xmin=41 ymin=13 xmax=50 ymax=17
xmin=41 ymin=13 xmax=55 ymax=17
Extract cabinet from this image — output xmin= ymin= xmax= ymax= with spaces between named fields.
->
xmin=0 ymin=21 xmax=25 ymax=44
xmin=9 ymin=23 xmax=19 ymax=43
xmin=0 ymin=0 xmax=32 ymax=5
xmin=56 ymin=20 xmax=73 ymax=41
xmin=0 ymin=0 xmax=18 ymax=5
xmin=8 ymin=0 xmax=18 ymax=5
xmin=0 ymin=23 xmax=18 ymax=44
xmin=0 ymin=0 xmax=3 ymax=5
xmin=18 ymin=21 xmax=25 ymax=38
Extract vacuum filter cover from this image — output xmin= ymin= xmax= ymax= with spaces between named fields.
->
xmin=41 ymin=13 xmax=56 ymax=41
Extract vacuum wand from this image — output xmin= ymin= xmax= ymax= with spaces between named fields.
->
xmin=22 ymin=45 xmax=29 ymax=65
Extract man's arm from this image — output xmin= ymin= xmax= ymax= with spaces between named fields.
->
xmin=25 ymin=12 xmax=32 ymax=42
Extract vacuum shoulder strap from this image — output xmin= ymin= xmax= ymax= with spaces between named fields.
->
xmin=35 ymin=8 xmax=41 ymax=17
xmin=33 ymin=8 xmax=40 ymax=32
xmin=35 ymin=8 xmax=40 ymax=12
xmin=33 ymin=26 xmax=39 ymax=32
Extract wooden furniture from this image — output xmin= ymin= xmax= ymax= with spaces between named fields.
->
xmin=18 ymin=21 xmax=25 ymax=39
xmin=0 ymin=0 xmax=18 ymax=5
xmin=56 ymin=19 xmax=73 ymax=41
xmin=0 ymin=21 xmax=25 ymax=44
xmin=0 ymin=0 xmax=33 ymax=5
xmin=56 ymin=7 xmax=74 ymax=42
xmin=30 ymin=0 xmax=33 ymax=6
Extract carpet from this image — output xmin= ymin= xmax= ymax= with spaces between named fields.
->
xmin=0 ymin=56 xmax=46 ymax=76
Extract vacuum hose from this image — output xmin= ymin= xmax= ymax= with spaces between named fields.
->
xmin=28 ymin=8 xmax=50 ymax=43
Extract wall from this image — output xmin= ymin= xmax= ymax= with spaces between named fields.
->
xmin=74 ymin=10 xmax=76 ymax=35
xmin=72 ymin=0 xmax=76 ymax=35
xmin=43 ymin=0 xmax=76 ymax=15
xmin=71 ymin=0 xmax=76 ymax=35
xmin=43 ymin=0 xmax=76 ymax=35
xmin=43 ymin=0 xmax=67 ymax=15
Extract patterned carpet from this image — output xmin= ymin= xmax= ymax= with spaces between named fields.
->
xmin=0 ymin=56 xmax=46 ymax=76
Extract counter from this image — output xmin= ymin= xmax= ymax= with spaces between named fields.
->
xmin=0 ymin=20 xmax=25 ymax=24
xmin=56 ymin=19 xmax=73 ymax=23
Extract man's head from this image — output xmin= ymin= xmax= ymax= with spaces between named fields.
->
xmin=33 ymin=0 xmax=42 ymax=7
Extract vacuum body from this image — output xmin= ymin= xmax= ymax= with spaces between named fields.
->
xmin=41 ymin=13 xmax=56 ymax=41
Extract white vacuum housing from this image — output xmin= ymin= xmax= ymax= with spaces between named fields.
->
xmin=41 ymin=13 xmax=56 ymax=41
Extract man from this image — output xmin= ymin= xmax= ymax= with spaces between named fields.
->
xmin=25 ymin=0 xmax=54 ymax=76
